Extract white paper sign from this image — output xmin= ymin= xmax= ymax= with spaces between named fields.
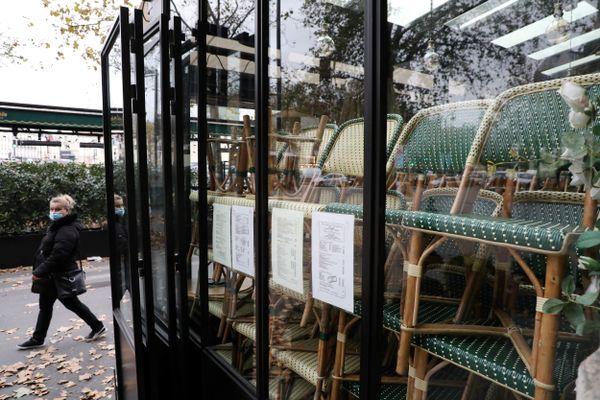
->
xmin=231 ymin=206 xmax=255 ymax=277
xmin=212 ymin=204 xmax=232 ymax=267
xmin=271 ymin=208 xmax=305 ymax=295
xmin=311 ymin=212 xmax=354 ymax=312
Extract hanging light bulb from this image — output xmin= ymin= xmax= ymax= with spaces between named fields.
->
xmin=545 ymin=2 xmax=570 ymax=45
xmin=423 ymin=40 xmax=441 ymax=72
xmin=315 ymin=23 xmax=335 ymax=58
xmin=422 ymin=0 xmax=441 ymax=72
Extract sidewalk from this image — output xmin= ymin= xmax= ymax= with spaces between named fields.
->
xmin=0 ymin=259 xmax=115 ymax=400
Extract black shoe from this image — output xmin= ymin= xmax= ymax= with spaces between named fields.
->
xmin=84 ymin=325 xmax=106 ymax=342
xmin=17 ymin=338 xmax=44 ymax=350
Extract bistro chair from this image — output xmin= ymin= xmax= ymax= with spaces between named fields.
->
xmin=304 ymin=114 xmax=404 ymax=203
xmin=323 ymin=100 xmax=497 ymax=400
xmin=397 ymin=74 xmax=600 ymax=400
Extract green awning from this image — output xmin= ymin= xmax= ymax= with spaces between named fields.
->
xmin=0 ymin=104 xmax=104 ymax=132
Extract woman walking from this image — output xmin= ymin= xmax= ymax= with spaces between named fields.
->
xmin=17 ymin=194 xmax=105 ymax=350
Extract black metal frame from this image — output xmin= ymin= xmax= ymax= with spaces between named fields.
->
xmin=254 ymin=0 xmax=269 ymax=398
xmin=105 ymin=0 xmax=390 ymax=398
xmin=360 ymin=0 xmax=387 ymax=398
xmin=131 ymin=8 xmax=160 ymax=399
xmin=101 ymin=8 xmax=148 ymax=400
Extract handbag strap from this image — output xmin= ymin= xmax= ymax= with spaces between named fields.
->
xmin=76 ymin=236 xmax=84 ymax=271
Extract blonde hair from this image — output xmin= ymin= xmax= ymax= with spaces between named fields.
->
xmin=50 ymin=194 xmax=76 ymax=213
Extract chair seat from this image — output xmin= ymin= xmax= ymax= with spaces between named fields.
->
xmin=322 ymin=203 xmax=406 ymax=224
xmin=342 ymin=381 xmax=463 ymax=400
xmin=352 ymin=300 xmax=458 ymax=332
xmin=403 ymin=211 xmax=584 ymax=252
xmin=274 ymin=339 xmax=328 ymax=388
xmin=208 ymin=300 xmax=224 ymax=318
xmin=233 ymin=322 xmax=312 ymax=343
xmin=412 ymin=333 xmax=583 ymax=398
xmin=342 ymin=364 xmax=467 ymax=399
xmin=208 ymin=300 xmax=254 ymax=319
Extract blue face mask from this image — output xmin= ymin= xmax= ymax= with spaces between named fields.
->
xmin=115 ymin=208 xmax=125 ymax=217
xmin=49 ymin=212 xmax=64 ymax=221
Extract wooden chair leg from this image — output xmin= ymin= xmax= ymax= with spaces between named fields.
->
xmin=397 ymin=230 xmax=424 ymax=375
xmin=411 ymin=347 xmax=429 ymax=400
xmin=533 ymin=255 xmax=566 ymax=400
xmin=330 ymin=311 xmax=347 ymax=400
xmin=314 ymin=304 xmax=331 ymax=400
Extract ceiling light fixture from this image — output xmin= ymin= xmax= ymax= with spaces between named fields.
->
xmin=315 ymin=23 xmax=335 ymax=58
xmin=492 ymin=1 xmax=595 ymax=48
xmin=545 ymin=2 xmax=570 ymax=45
xmin=423 ymin=0 xmax=441 ymax=72
xmin=446 ymin=0 xmax=522 ymax=30
xmin=541 ymin=53 xmax=600 ymax=75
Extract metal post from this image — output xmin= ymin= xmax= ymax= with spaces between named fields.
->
xmin=360 ymin=0 xmax=387 ymax=398
xmin=255 ymin=0 xmax=270 ymax=397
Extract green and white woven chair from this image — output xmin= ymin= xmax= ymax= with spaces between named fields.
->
xmin=323 ymin=101 xmax=496 ymax=400
xmin=398 ymin=73 xmax=600 ymax=400
xmin=304 ymin=114 xmax=404 ymax=203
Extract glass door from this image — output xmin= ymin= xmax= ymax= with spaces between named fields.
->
xmin=101 ymin=7 xmax=147 ymax=400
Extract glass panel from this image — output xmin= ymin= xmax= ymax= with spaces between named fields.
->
xmin=200 ymin=0 xmax=257 ymax=390
xmin=108 ymin=33 xmax=134 ymax=331
xmin=266 ymin=1 xmax=365 ymax=398
xmin=383 ymin=1 xmax=600 ymax=398
xmin=185 ymin=47 xmax=202 ymax=332
xmin=145 ymin=37 xmax=169 ymax=323
xmin=130 ymin=28 xmax=147 ymax=330
xmin=170 ymin=0 xmax=198 ymax=37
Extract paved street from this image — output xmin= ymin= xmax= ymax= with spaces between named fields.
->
xmin=0 ymin=259 xmax=115 ymax=400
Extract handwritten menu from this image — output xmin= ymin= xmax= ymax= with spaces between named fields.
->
xmin=311 ymin=212 xmax=354 ymax=312
xmin=212 ymin=204 xmax=232 ymax=267
xmin=271 ymin=208 xmax=305 ymax=295
xmin=231 ymin=205 xmax=255 ymax=277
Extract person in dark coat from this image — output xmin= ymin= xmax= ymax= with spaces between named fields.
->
xmin=17 ymin=194 xmax=105 ymax=350
xmin=114 ymin=194 xmax=130 ymax=299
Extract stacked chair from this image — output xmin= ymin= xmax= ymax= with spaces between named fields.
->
xmin=398 ymin=73 xmax=600 ymax=400
xmin=194 ymin=73 xmax=600 ymax=400
xmin=325 ymin=100 xmax=500 ymax=400
xmin=265 ymin=114 xmax=405 ymax=399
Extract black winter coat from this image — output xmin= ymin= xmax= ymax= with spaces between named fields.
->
xmin=115 ymin=215 xmax=129 ymax=254
xmin=33 ymin=213 xmax=83 ymax=277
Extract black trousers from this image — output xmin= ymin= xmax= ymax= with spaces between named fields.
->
xmin=33 ymin=291 xmax=103 ymax=342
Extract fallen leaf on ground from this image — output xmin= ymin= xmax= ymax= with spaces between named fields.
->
xmin=13 ymin=387 xmax=32 ymax=398
xmin=79 ymin=373 xmax=92 ymax=381
xmin=3 ymin=361 xmax=26 ymax=374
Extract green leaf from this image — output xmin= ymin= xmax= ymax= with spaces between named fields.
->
xmin=576 ymin=291 xmax=599 ymax=306
xmin=593 ymin=124 xmax=600 ymax=136
xmin=562 ymin=275 xmax=575 ymax=296
xmin=579 ymin=256 xmax=600 ymax=272
xmin=596 ymin=219 xmax=600 ymax=229
xmin=576 ymin=320 xmax=600 ymax=336
xmin=577 ymin=231 xmax=600 ymax=249
xmin=564 ymin=303 xmax=586 ymax=329
xmin=542 ymin=298 xmax=566 ymax=314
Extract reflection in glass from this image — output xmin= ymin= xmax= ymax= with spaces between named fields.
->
xmin=145 ymin=40 xmax=169 ymax=322
xmin=109 ymin=35 xmax=134 ymax=332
